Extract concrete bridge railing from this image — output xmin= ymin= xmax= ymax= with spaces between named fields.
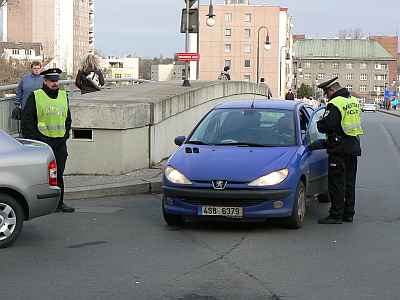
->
xmin=66 ymin=80 xmax=271 ymax=175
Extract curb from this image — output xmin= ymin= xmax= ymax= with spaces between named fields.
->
xmin=379 ymin=110 xmax=400 ymax=118
xmin=64 ymin=180 xmax=162 ymax=200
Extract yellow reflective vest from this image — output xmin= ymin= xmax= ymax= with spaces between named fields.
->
xmin=329 ymin=96 xmax=364 ymax=137
xmin=34 ymin=89 xmax=68 ymax=138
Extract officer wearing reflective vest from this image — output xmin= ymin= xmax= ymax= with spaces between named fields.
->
xmin=315 ymin=77 xmax=363 ymax=224
xmin=21 ymin=68 xmax=75 ymax=213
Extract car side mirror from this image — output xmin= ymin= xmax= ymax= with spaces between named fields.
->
xmin=308 ymin=139 xmax=326 ymax=151
xmin=174 ymin=136 xmax=186 ymax=146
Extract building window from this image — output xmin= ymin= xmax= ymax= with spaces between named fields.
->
xmin=375 ymin=63 xmax=388 ymax=70
xmin=360 ymin=62 xmax=367 ymax=69
xmin=225 ymin=28 xmax=232 ymax=37
xmin=319 ymin=62 xmax=325 ymax=69
xmin=318 ymin=73 xmax=325 ymax=80
xmin=375 ymin=74 xmax=387 ymax=81
xmin=12 ymin=49 xmax=18 ymax=55
xmin=115 ymin=74 xmax=122 ymax=79
xmin=304 ymin=73 xmax=311 ymax=80
xmin=244 ymin=13 xmax=252 ymax=23
xmin=345 ymin=74 xmax=353 ymax=80
xmin=244 ymin=75 xmax=251 ymax=82
xmin=360 ymin=74 xmax=368 ymax=81
xmin=360 ymin=85 xmax=367 ymax=92
xmin=374 ymin=85 xmax=385 ymax=93
xmin=224 ymin=13 xmax=232 ymax=22
xmin=244 ymin=28 xmax=251 ymax=39
xmin=332 ymin=63 xmax=339 ymax=69
xmin=304 ymin=62 xmax=311 ymax=69
xmin=224 ymin=60 xmax=231 ymax=67
xmin=346 ymin=85 xmax=353 ymax=91
xmin=225 ymin=44 xmax=232 ymax=53
xmin=345 ymin=63 xmax=353 ymax=69
xmin=244 ymin=44 xmax=251 ymax=53
xmin=332 ymin=73 xmax=339 ymax=79
xmin=244 ymin=59 xmax=251 ymax=68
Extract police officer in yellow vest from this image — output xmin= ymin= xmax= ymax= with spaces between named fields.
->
xmin=21 ymin=68 xmax=75 ymax=213
xmin=316 ymin=77 xmax=363 ymax=224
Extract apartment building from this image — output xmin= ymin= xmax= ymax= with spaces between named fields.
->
xmin=195 ymin=0 xmax=294 ymax=97
xmin=99 ymin=57 xmax=139 ymax=79
xmin=0 ymin=42 xmax=43 ymax=61
xmin=151 ymin=64 xmax=186 ymax=81
xmin=2 ymin=0 xmax=94 ymax=76
xmin=293 ymin=38 xmax=396 ymax=102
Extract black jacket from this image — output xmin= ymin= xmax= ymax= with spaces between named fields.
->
xmin=21 ymin=85 xmax=72 ymax=153
xmin=75 ymin=68 xmax=105 ymax=94
xmin=317 ymin=88 xmax=361 ymax=156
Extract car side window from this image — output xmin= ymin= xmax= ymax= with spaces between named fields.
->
xmin=308 ymin=108 xmax=327 ymax=144
xmin=299 ymin=108 xmax=310 ymax=132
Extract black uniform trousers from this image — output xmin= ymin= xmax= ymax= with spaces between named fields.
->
xmin=51 ymin=142 xmax=68 ymax=207
xmin=328 ymin=154 xmax=358 ymax=218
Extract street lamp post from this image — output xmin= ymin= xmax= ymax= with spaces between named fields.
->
xmin=256 ymin=26 xmax=271 ymax=84
xmin=279 ymin=45 xmax=290 ymax=98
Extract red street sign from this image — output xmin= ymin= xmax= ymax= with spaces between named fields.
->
xmin=176 ymin=52 xmax=200 ymax=62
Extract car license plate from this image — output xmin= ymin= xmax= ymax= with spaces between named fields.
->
xmin=199 ymin=206 xmax=243 ymax=218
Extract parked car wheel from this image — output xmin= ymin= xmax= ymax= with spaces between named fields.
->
xmin=317 ymin=193 xmax=330 ymax=203
xmin=0 ymin=193 xmax=24 ymax=248
xmin=162 ymin=197 xmax=184 ymax=227
xmin=284 ymin=181 xmax=306 ymax=229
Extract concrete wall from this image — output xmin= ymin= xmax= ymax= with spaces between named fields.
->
xmin=66 ymin=81 xmax=270 ymax=175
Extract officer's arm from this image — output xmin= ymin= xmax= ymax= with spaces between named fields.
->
xmin=75 ymin=70 xmax=83 ymax=89
xmin=21 ymin=93 xmax=40 ymax=139
xmin=64 ymin=98 xmax=72 ymax=140
xmin=98 ymin=70 xmax=105 ymax=86
xmin=317 ymin=104 xmax=342 ymax=134
xmin=15 ymin=78 xmax=24 ymax=106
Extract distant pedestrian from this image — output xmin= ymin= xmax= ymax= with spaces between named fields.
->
xmin=285 ymin=89 xmax=295 ymax=100
xmin=260 ymin=78 xmax=272 ymax=99
xmin=12 ymin=61 xmax=44 ymax=121
xmin=21 ymin=68 xmax=75 ymax=213
xmin=218 ymin=66 xmax=231 ymax=81
xmin=75 ymin=54 xmax=105 ymax=94
xmin=391 ymin=98 xmax=398 ymax=110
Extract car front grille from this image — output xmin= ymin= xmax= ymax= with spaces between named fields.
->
xmin=180 ymin=198 xmax=267 ymax=207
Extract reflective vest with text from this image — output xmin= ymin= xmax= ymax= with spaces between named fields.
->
xmin=329 ymin=96 xmax=364 ymax=137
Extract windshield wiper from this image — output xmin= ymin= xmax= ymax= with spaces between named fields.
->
xmin=214 ymin=142 xmax=273 ymax=147
xmin=186 ymin=140 xmax=210 ymax=145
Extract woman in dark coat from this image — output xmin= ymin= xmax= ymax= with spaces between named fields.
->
xmin=75 ymin=54 xmax=105 ymax=94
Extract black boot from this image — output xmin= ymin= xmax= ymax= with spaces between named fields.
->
xmin=318 ymin=215 xmax=343 ymax=224
xmin=57 ymin=203 xmax=75 ymax=213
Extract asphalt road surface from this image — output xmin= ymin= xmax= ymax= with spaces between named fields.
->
xmin=1 ymin=112 xmax=400 ymax=300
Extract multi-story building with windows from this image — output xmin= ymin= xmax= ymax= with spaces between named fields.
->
xmin=99 ymin=57 xmax=139 ymax=79
xmin=293 ymin=38 xmax=397 ymax=102
xmin=2 ymin=0 xmax=94 ymax=76
xmin=0 ymin=42 xmax=43 ymax=61
xmin=195 ymin=0 xmax=294 ymax=98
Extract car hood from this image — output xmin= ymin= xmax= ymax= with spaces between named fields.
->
xmin=168 ymin=145 xmax=298 ymax=182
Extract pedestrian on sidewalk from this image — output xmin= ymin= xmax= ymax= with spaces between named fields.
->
xmin=315 ymin=77 xmax=363 ymax=224
xmin=75 ymin=54 xmax=105 ymax=94
xmin=285 ymin=89 xmax=295 ymax=100
xmin=21 ymin=68 xmax=75 ymax=213
xmin=391 ymin=97 xmax=398 ymax=110
xmin=12 ymin=61 xmax=44 ymax=124
xmin=260 ymin=78 xmax=272 ymax=99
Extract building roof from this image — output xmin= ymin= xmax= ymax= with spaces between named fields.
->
xmin=294 ymin=39 xmax=396 ymax=61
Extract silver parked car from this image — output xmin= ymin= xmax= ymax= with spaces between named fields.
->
xmin=0 ymin=130 xmax=60 ymax=248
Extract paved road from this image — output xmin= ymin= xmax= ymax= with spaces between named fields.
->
xmin=1 ymin=112 xmax=400 ymax=300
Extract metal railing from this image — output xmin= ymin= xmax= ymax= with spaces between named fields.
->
xmin=0 ymin=78 xmax=147 ymax=135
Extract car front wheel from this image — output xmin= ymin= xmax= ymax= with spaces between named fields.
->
xmin=284 ymin=181 xmax=306 ymax=229
xmin=162 ymin=196 xmax=184 ymax=227
xmin=0 ymin=193 xmax=24 ymax=248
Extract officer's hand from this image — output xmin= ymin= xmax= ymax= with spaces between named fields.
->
xmin=308 ymin=139 xmax=326 ymax=151
xmin=11 ymin=106 xmax=21 ymax=120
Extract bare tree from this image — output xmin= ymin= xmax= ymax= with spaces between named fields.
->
xmin=338 ymin=28 xmax=365 ymax=39
xmin=0 ymin=0 xmax=7 ymax=8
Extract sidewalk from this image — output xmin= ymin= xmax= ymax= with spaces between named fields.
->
xmin=64 ymin=167 xmax=163 ymax=200
xmin=379 ymin=109 xmax=400 ymax=117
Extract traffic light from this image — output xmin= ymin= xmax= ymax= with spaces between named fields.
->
xmin=180 ymin=8 xmax=199 ymax=33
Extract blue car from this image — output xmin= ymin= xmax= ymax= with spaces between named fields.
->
xmin=162 ymin=100 xmax=328 ymax=229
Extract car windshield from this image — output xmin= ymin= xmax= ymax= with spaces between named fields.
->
xmin=188 ymin=108 xmax=296 ymax=147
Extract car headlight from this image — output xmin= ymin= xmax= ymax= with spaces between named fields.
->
xmin=164 ymin=166 xmax=192 ymax=185
xmin=248 ymin=169 xmax=289 ymax=186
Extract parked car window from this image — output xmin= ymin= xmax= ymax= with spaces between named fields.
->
xmin=188 ymin=108 xmax=296 ymax=146
xmin=308 ymin=108 xmax=327 ymax=144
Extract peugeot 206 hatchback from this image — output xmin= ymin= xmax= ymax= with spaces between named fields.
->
xmin=162 ymin=100 xmax=328 ymax=229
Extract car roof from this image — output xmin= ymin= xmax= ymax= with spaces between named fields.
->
xmin=214 ymin=99 xmax=302 ymax=110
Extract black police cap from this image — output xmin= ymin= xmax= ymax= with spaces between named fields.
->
xmin=40 ymin=68 xmax=62 ymax=80
xmin=317 ymin=76 xmax=339 ymax=91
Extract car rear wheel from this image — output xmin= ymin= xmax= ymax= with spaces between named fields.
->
xmin=0 ymin=193 xmax=24 ymax=248
xmin=162 ymin=196 xmax=184 ymax=227
xmin=284 ymin=181 xmax=306 ymax=229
